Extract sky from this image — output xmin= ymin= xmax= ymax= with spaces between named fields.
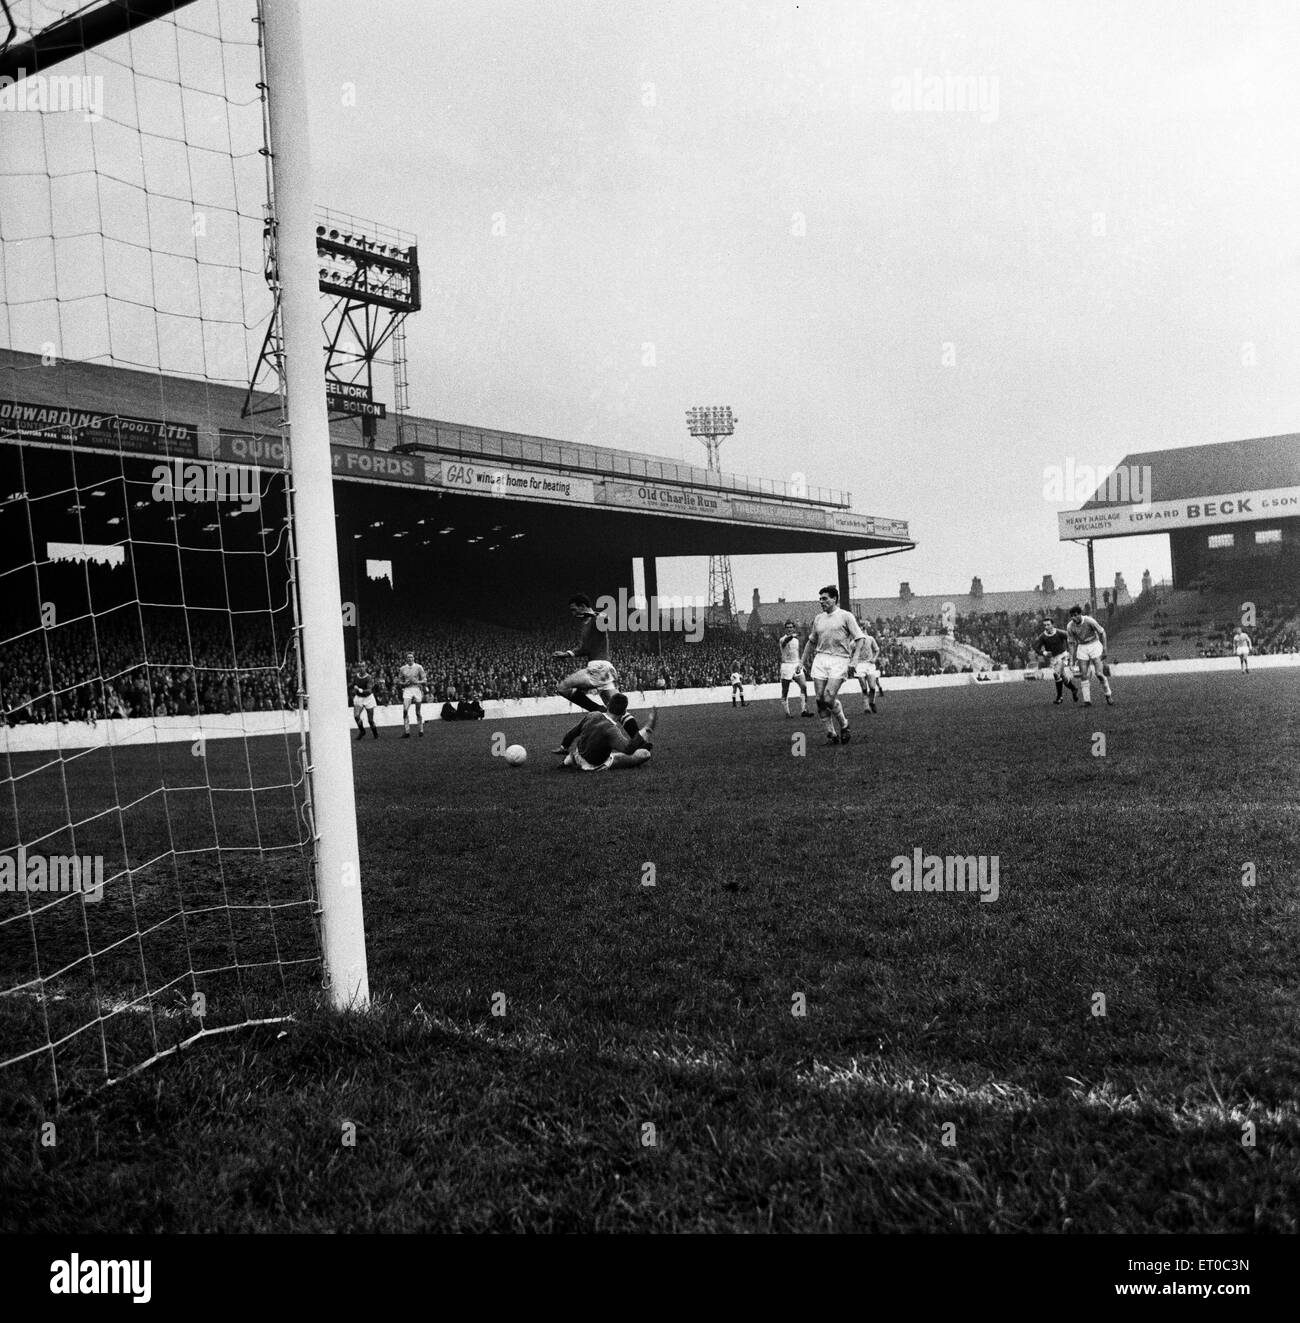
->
xmin=7 ymin=0 xmax=1300 ymax=607
xmin=293 ymin=0 xmax=1300 ymax=605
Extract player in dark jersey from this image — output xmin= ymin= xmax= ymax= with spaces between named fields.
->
xmin=1033 ymin=619 xmax=1078 ymax=704
xmin=555 ymin=593 xmax=619 ymax=712
xmin=558 ymin=695 xmax=658 ymax=771
xmin=351 ymin=662 xmax=380 ymax=738
xmin=551 ymin=692 xmax=648 ymax=756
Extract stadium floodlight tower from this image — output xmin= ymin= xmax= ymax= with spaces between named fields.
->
xmin=245 ymin=206 xmax=421 ymax=449
xmin=686 ymin=405 xmax=738 ymax=627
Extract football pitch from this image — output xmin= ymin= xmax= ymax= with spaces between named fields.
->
xmin=3 ymin=669 xmax=1298 ymax=1232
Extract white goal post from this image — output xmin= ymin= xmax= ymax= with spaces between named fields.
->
xmin=0 ymin=0 xmax=370 ymax=1104
xmin=261 ymin=0 xmax=369 ymax=1009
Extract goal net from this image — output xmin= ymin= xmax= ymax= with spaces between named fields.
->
xmin=0 ymin=0 xmax=367 ymax=1103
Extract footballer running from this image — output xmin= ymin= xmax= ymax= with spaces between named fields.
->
xmin=398 ymin=650 xmax=428 ymax=737
xmin=800 ymin=584 xmax=866 ymax=744
xmin=1066 ymin=604 xmax=1114 ymax=706
xmin=1033 ymin=617 xmax=1078 ymax=704
xmin=777 ymin=620 xmax=812 ymax=717
xmin=554 ymin=594 xmax=618 ymax=713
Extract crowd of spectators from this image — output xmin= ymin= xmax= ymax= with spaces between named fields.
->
xmin=1141 ymin=595 xmax=1300 ymax=660
xmin=13 ymin=593 xmax=1293 ymax=727
xmin=3 ymin=604 xmax=1086 ymax=725
xmin=353 ymin=606 xmax=1067 ymax=697
xmin=356 ymin=614 xmax=781 ymax=700
xmin=857 ymin=608 xmax=1074 ymax=672
xmin=1 ymin=612 xmax=296 ymax=725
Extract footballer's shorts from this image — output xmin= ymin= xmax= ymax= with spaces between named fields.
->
xmin=1235 ymin=645 xmax=1250 ymax=657
xmin=779 ymin=662 xmax=804 ymax=682
xmin=1075 ymin=640 xmax=1104 ymax=665
xmin=1049 ymin=653 xmax=1072 ymax=678
xmin=574 ymin=659 xmax=618 ymax=697
xmin=352 ymin=694 xmax=376 ymax=711
xmin=566 ymin=744 xmax=615 ymax=772
xmin=809 ymin=653 xmax=851 ymax=683
xmin=566 ymin=745 xmax=650 ymax=771
xmin=402 ymin=685 xmax=423 ymax=705
xmin=859 ymin=662 xmax=880 ymax=683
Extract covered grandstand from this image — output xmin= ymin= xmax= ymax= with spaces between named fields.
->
xmin=0 ymin=348 xmax=912 ymax=610
xmin=0 ymin=349 xmax=914 ymax=721
xmin=1060 ymin=436 xmax=1300 ymax=662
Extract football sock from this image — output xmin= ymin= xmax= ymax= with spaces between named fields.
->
xmin=567 ymin=691 xmax=603 ymax=712
xmin=1054 ymin=679 xmax=1063 ymax=698
xmin=818 ymin=699 xmax=835 ymax=738
xmin=832 ymin=700 xmax=847 ymax=731
xmin=1081 ymin=679 xmax=1091 ymax=703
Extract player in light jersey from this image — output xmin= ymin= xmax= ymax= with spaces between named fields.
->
xmin=1033 ymin=618 xmax=1078 ymax=704
xmin=800 ymin=585 xmax=866 ymax=744
xmin=560 ymin=697 xmax=658 ymax=771
xmin=777 ymin=621 xmax=812 ymax=717
xmin=1232 ymin=627 xmax=1252 ymax=673
xmin=398 ymin=650 xmax=428 ymax=737
xmin=555 ymin=594 xmax=618 ymax=713
xmin=852 ymin=630 xmax=883 ymax=714
xmin=350 ymin=661 xmax=380 ymax=739
xmin=1066 ymin=605 xmax=1114 ymax=706
xmin=730 ymin=667 xmax=746 ymax=707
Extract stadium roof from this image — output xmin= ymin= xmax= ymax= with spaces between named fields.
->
xmin=1083 ymin=434 xmax=1300 ymax=507
xmin=1059 ymin=433 xmax=1300 ymax=540
xmin=0 ymin=348 xmax=914 ymax=557
xmin=0 ymin=348 xmax=851 ymax=506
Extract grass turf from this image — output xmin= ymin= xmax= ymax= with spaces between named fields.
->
xmin=2 ymin=670 xmax=1298 ymax=1231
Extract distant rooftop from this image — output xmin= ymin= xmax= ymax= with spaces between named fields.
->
xmin=742 ymin=582 xmax=1128 ymax=629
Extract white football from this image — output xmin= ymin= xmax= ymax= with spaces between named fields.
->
xmin=504 ymin=744 xmax=527 ymax=766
